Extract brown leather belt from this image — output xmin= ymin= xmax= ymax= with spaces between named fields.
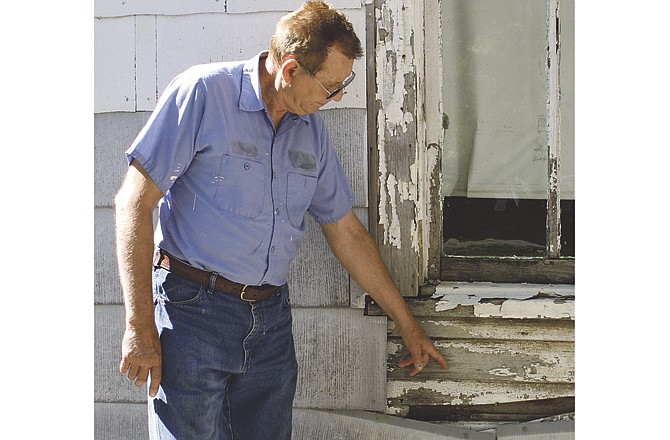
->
xmin=153 ymin=249 xmax=279 ymax=302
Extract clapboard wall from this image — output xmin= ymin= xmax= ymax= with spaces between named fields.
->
xmin=93 ymin=2 xmax=385 ymax=439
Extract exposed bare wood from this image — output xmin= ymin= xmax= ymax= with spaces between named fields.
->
xmin=386 ymin=316 xmax=574 ymax=342
xmin=387 ymin=380 xmax=574 ymax=407
xmin=546 ymin=0 xmax=562 ymax=258
xmin=371 ymin=0 xmax=420 ymax=296
xmin=415 ymin=0 xmax=445 ymax=283
xmin=405 ymin=397 xmax=574 ymax=423
xmin=387 ymin=339 xmax=574 ymax=384
xmin=440 ymin=257 xmax=574 ymax=284
xmin=367 ymin=288 xmax=575 ymax=322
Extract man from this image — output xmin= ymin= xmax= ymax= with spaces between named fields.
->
xmin=115 ymin=1 xmax=448 ymax=439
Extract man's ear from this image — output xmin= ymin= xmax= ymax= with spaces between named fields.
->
xmin=280 ymin=58 xmax=300 ymax=85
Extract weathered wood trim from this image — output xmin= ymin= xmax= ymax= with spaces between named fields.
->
xmin=405 ymin=397 xmax=574 ymax=423
xmin=440 ymin=256 xmax=574 ymax=284
xmin=386 ymin=316 xmax=574 ymax=342
xmin=368 ymin=284 xmax=575 ymax=321
xmin=546 ymin=0 xmax=562 ymax=258
xmin=387 ymin=338 xmax=574 ymax=383
xmin=371 ymin=0 xmax=421 ymax=296
xmin=387 ymin=380 xmax=574 ymax=408
xmin=415 ymin=0 xmax=445 ymax=283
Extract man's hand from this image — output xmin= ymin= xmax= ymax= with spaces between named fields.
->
xmin=119 ymin=325 xmax=162 ymax=397
xmin=397 ymin=322 xmax=448 ymax=376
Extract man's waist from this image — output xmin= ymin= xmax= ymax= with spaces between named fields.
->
xmin=154 ymin=249 xmax=280 ymax=302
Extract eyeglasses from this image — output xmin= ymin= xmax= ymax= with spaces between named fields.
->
xmin=299 ymin=62 xmax=356 ymax=100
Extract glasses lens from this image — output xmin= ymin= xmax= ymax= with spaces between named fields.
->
xmin=326 ymin=71 xmax=355 ymax=99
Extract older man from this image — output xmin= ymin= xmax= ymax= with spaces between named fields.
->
xmin=114 ymin=1 xmax=448 ymax=439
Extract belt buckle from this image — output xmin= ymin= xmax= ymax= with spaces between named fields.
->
xmin=240 ymin=285 xmax=256 ymax=302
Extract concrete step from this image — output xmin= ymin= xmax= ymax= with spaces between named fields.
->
xmin=292 ymin=409 xmax=495 ymax=440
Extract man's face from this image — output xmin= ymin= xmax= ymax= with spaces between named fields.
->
xmin=288 ymin=48 xmax=355 ymax=115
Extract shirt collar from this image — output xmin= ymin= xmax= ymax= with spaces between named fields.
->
xmin=239 ymin=51 xmax=309 ymax=124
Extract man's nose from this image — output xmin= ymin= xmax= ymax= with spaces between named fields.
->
xmin=330 ymin=90 xmax=344 ymax=102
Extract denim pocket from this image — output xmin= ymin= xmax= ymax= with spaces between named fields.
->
xmin=154 ymin=270 xmax=206 ymax=306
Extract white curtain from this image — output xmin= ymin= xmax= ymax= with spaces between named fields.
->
xmin=441 ymin=0 xmax=574 ymax=200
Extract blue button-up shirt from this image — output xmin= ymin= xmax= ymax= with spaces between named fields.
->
xmin=126 ymin=51 xmax=355 ymax=286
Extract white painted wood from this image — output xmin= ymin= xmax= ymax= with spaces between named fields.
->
xmin=546 ymin=0 xmax=562 ymax=257
xmin=155 ymin=13 xmax=229 ymax=94
xmin=95 ymin=17 xmax=136 ymax=113
xmin=95 ymin=403 xmax=148 ymax=440
xmin=387 ymin=316 xmax=574 ymax=342
xmin=388 ymin=339 xmax=574 ymax=384
xmin=292 ymin=308 xmax=386 ymax=411
xmin=227 ymin=0 xmax=363 ymax=14
xmin=95 ymin=0 xmax=226 ymax=18
xmin=497 ymin=420 xmax=575 ymax=440
xmin=415 ymin=0 xmax=445 ymax=281
xmin=292 ymin=409 xmax=496 ymax=440
xmin=135 ymin=15 xmax=157 ymax=111
xmin=430 ymin=282 xmax=575 ymax=319
xmin=96 ymin=9 xmax=366 ymax=113
xmin=154 ymin=11 xmax=366 ymax=110
xmin=387 ymin=380 xmax=574 ymax=407
xmin=96 ymin=305 xmax=386 ymax=409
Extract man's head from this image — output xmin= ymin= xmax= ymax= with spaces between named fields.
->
xmin=269 ymin=1 xmax=363 ymax=75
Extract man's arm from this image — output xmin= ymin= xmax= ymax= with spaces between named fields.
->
xmin=114 ymin=160 xmax=165 ymax=396
xmin=320 ymin=210 xmax=448 ymax=376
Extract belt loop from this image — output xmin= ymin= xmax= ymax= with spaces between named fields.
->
xmin=208 ymin=271 xmax=219 ymax=294
xmin=154 ymin=248 xmax=165 ymax=269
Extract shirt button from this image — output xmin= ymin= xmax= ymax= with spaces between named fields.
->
xmin=292 ymin=116 xmax=298 ymax=121
xmin=271 ymin=246 xmax=276 ymax=253
xmin=243 ymin=162 xmax=250 ymax=170
xmin=275 ymin=208 xmax=280 ymax=215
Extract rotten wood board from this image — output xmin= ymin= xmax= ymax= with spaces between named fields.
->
xmin=440 ymin=257 xmax=575 ymax=284
xmin=386 ymin=316 xmax=574 ymax=342
xmin=386 ymin=379 xmax=574 ymax=408
xmin=404 ymin=397 xmax=575 ymax=423
xmin=371 ymin=0 xmax=421 ymax=297
xmin=387 ymin=339 xmax=574 ymax=384
xmin=367 ymin=294 xmax=574 ymax=321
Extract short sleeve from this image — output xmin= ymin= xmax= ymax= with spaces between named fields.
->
xmin=307 ymin=121 xmax=355 ymax=224
xmin=125 ymin=72 xmax=207 ymax=194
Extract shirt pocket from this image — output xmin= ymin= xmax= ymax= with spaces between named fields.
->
xmin=286 ymin=172 xmax=317 ymax=228
xmin=215 ymin=155 xmax=266 ymax=218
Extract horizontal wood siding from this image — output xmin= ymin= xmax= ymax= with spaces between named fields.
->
xmin=440 ymin=256 xmax=575 ymax=284
xmin=367 ymin=284 xmax=574 ymax=422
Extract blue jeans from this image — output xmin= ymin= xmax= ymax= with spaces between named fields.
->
xmin=148 ymin=268 xmax=298 ymax=440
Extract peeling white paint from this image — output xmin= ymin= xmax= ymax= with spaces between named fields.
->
xmin=435 ymin=294 xmax=481 ymax=311
xmin=385 ymin=173 xmax=402 ymax=248
xmin=375 ymin=3 xmax=415 ymax=135
xmin=474 ymin=299 xmax=574 ymax=320
xmin=375 ymin=2 xmax=418 ymax=252
xmin=430 ymin=282 xmax=574 ymax=319
xmin=489 ymin=367 xmax=516 ymax=377
xmin=387 ymin=380 xmax=570 ymax=405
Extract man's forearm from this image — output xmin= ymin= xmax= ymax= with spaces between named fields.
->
xmin=320 ymin=211 xmax=417 ymax=331
xmin=114 ymin=161 xmax=163 ymax=329
xmin=115 ymin=194 xmax=157 ymax=329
